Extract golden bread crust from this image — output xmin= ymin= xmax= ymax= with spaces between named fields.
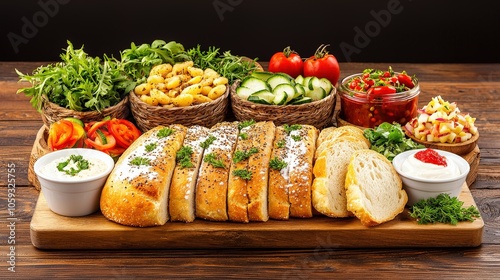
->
xmin=100 ymin=125 xmax=186 ymax=227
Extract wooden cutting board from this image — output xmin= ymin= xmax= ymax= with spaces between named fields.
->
xmin=30 ymin=183 xmax=483 ymax=250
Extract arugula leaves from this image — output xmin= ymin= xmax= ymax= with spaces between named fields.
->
xmin=363 ymin=122 xmax=424 ymax=161
xmin=16 ymin=41 xmax=134 ymax=112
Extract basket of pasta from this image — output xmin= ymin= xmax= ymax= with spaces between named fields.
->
xmin=129 ymin=61 xmax=230 ymax=131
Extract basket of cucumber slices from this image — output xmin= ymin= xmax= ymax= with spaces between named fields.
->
xmin=230 ymin=71 xmax=337 ymax=128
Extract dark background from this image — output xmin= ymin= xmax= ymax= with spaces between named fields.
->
xmin=2 ymin=0 xmax=499 ymax=63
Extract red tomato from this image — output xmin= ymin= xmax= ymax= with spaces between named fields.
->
xmin=303 ymin=44 xmax=340 ymax=85
xmin=397 ymin=73 xmax=415 ymax=88
xmin=367 ymin=86 xmax=397 ymax=95
xmin=268 ymin=46 xmax=304 ymax=78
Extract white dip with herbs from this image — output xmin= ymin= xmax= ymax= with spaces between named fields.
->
xmin=41 ymin=154 xmax=109 ymax=180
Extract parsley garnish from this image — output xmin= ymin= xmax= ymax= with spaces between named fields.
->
xmin=239 ymin=132 xmax=248 ymax=140
xmin=276 ymin=139 xmax=286 ymax=148
xmin=283 ymin=124 xmax=302 ymax=135
xmin=238 ymin=119 xmax=255 ymax=130
xmin=233 ymin=147 xmax=259 ymax=163
xmin=157 ymin=127 xmax=174 ymax=138
xmin=291 ymin=135 xmax=302 ymax=141
xmin=203 ymin=153 xmax=225 ymax=168
xmin=130 ymin=157 xmax=150 ymax=166
xmin=57 ymin=155 xmax=90 ymax=176
xmin=269 ymin=157 xmax=287 ymax=170
xmin=176 ymin=146 xmax=194 ymax=168
xmin=232 ymin=169 xmax=252 ymax=180
xmin=200 ymin=135 xmax=216 ymax=149
xmin=145 ymin=143 xmax=157 ymax=152
xmin=409 ymin=193 xmax=481 ymax=225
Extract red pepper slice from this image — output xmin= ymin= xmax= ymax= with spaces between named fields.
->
xmin=85 ymin=130 xmax=116 ymax=151
xmin=367 ymin=86 xmax=397 ymax=95
xmin=86 ymin=119 xmax=111 ymax=139
xmin=108 ymin=118 xmax=142 ymax=149
xmin=397 ymin=73 xmax=414 ymax=88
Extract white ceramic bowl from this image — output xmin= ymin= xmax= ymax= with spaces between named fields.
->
xmin=392 ymin=148 xmax=470 ymax=206
xmin=34 ymin=148 xmax=115 ymax=216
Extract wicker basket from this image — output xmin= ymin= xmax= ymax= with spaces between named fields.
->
xmin=28 ymin=126 xmax=50 ymax=191
xmin=230 ymin=80 xmax=337 ymax=129
xmin=129 ymin=87 xmax=230 ymax=132
xmin=41 ymin=95 xmax=130 ymax=128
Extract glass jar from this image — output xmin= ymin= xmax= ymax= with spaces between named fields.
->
xmin=338 ymin=73 xmax=420 ymax=128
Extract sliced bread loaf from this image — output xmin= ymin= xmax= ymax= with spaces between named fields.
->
xmin=312 ymin=137 xmax=368 ymax=217
xmin=345 ymin=149 xmax=408 ymax=226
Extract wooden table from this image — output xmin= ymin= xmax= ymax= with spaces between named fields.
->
xmin=1 ymin=62 xmax=499 ymax=279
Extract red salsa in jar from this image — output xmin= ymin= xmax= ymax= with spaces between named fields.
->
xmin=339 ymin=67 xmax=419 ymax=128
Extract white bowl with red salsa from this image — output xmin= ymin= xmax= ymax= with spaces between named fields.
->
xmin=392 ymin=148 xmax=470 ymax=206
xmin=338 ymin=67 xmax=419 ymax=128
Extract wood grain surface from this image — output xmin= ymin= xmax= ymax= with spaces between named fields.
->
xmin=1 ymin=62 xmax=499 ymax=279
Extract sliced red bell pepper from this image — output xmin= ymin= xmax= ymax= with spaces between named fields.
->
xmin=84 ymin=129 xmax=116 ymax=151
xmin=108 ymin=118 xmax=142 ymax=149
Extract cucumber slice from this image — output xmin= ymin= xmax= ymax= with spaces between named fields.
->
xmin=272 ymin=83 xmax=296 ymax=104
xmin=294 ymin=83 xmax=306 ymax=98
xmin=251 ymin=71 xmax=275 ymax=82
xmin=308 ymin=77 xmax=321 ymax=92
xmin=240 ymin=76 xmax=271 ymax=92
xmin=302 ymin=76 xmax=314 ymax=90
xmin=248 ymin=89 xmax=275 ymax=105
xmin=235 ymin=86 xmax=254 ymax=100
xmin=267 ymin=73 xmax=293 ymax=90
xmin=291 ymin=96 xmax=313 ymax=105
xmin=272 ymin=91 xmax=288 ymax=105
xmin=318 ymin=78 xmax=333 ymax=95
xmin=295 ymin=75 xmax=304 ymax=85
xmin=306 ymin=86 xmax=326 ymax=101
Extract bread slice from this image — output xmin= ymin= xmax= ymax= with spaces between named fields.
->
xmin=227 ymin=123 xmax=253 ymax=223
xmin=169 ymin=125 xmax=210 ymax=223
xmin=315 ymin=126 xmax=370 ymax=159
xmin=246 ymin=121 xmax=275 ymax=222
xmin=195 ymin=121 xmax=239 ymax=221
xmin=228 ymin=121 xmax=276 ymax=222
xmin=287 ymin=124 xmax=318 ymax=218
xmin=312 ymin=137 xmax=367 ymax=217
xmin=268 ymin=125 xmax=290 ymax=220
xmin=100 ymin=124 xmax=187 ymax=227
xmin=345 ymin=149 xmax=408 ymax=226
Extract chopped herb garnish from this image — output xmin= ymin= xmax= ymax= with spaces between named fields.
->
xmin=409 ymin=193 xmax=481 ymax=225
xmin=145 ymin=143 xmax=157 ymax=152
xmin=176 ymin=146 xmax=194 ymax=168
xmin=269 ymin=157 xmax=287 ymax=170
xmin=130 ymin=157 xmax=151 ymax=166
xmin=157 ymin=127 xmax=174 ymax=138
xmin=239 ymin=132 xmax=248 ymax=140
xmin=233 ymin=147 xmax=259 ymax=163
xmin=57 ymin=155 xmax=90 ymax=176
xmin=291 ymin=135 xmax=302 ymax=141
xmin=200 ymin=135 xmax=216 ymax=149
xmin=232 ymin=169 xmax=253 ymax=180
xmin=203 ymin=153 xmax=225 ymax=168
xmin=283 ymin=124 xmax=302 ymax=135
xmin=238 ymin=119 xmax=255 ymax=130
xmin=276 ymin=139 xmax=286 ymax=148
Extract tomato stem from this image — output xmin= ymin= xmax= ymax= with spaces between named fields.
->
xmin=282 ymin=46 xmax=294 ymax=58
xmin=314 ymin=44 xmax=330 ymax=59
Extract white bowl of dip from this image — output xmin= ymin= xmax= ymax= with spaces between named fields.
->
xmin=34 ymin=148 xmax=115 ymax=216
xmin=392 ymin=148 xmax=470 ymax=206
